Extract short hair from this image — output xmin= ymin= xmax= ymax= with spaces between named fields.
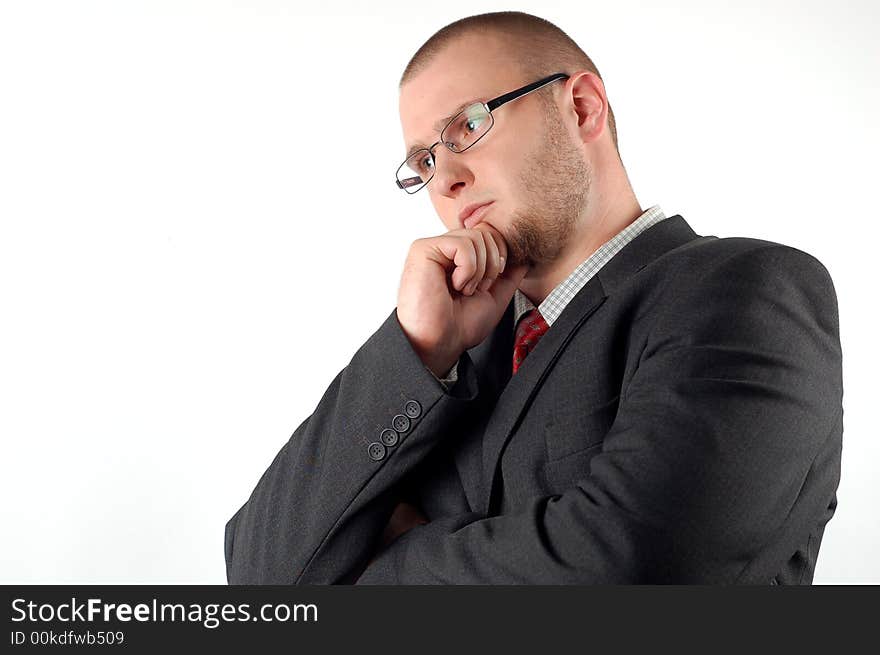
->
xmin=399 ymin=11 xmax=619 ymax=155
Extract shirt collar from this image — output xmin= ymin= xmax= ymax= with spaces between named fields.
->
xmin=513 ymin=205 xmax=667 ymax=329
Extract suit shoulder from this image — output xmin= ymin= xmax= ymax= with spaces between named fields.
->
xmin=671 ymin=235 xmax=834 ymax=285
xmin=650 ymin=236 xmax=839 ymax=327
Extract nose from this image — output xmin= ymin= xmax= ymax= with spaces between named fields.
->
xmin=431 ymin=147 xmax=472 ymax=198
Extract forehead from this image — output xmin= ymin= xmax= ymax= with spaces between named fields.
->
xmin=398 ymin=34 xmax=522 ymax=153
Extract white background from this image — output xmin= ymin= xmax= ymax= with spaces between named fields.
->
xmin=1 ymin=0 xmax=876 ymax=583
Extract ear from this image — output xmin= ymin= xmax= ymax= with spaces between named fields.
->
xmin=562 ymin=71 xmax=608 ymax=145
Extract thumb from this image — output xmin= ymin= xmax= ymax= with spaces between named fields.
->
xmin=488 ymin=260 xmax=529 ymax=305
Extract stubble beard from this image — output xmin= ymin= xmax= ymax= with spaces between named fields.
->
xmin=504 ymin=104 xmax=591 ymax=268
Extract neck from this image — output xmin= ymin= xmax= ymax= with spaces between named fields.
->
xmin=518 ymin=164 xmax=642 ymax=305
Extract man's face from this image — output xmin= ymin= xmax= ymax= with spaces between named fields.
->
xmin=398 ymin=34 xmax=591 ymax=268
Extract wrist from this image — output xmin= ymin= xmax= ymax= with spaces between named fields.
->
xmin=418 ymin=348 xmax=461 ymax=380
xmin=397 ymin=317 xmax=462 ymax=378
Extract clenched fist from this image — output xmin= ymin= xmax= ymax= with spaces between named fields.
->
xmin=397 ymin=222 xmax=529 ymax=378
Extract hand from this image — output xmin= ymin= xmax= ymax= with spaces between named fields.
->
xmin=378 ymin=501 xmax=429 ymax=550
xmin=352 ymin=502 xmax=429 ymax=582
xmin=397 ymin=223 xmax=529 ymax=377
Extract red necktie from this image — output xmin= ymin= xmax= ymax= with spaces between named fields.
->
xmin=512 ymin=308 xmax=549 ymax=374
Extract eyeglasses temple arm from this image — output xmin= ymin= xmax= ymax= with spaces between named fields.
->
xmin=486 ymin=72 xmax=569 ymax=111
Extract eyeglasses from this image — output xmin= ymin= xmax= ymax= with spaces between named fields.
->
xmin=395 ymin=72 xmax=569 ymax=194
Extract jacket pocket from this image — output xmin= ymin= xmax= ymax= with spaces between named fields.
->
xmin=543 ymin=393 xmax=620 ymax=462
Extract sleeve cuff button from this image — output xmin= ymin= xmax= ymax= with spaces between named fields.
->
xmin=380 ymin=429 xmax=399 ymax=447
xmin=404 ymin=400 xmax=422 ymax=418
xmin=367 ymin=442 xmax=387 ymax=461
xmin=392 ymin=414 xmax=411 ymax=433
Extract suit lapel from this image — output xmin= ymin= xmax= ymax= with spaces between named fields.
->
xmin=478 ymin=215 xmax=703 ymax=515
xmin=479 ymin=277 xmax=607 ymax=514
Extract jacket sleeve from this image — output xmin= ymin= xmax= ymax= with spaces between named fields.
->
xmin=431 ymin=362 xmax=459 ymax=390
xmin=224 ymin=308 xmax=480 ymax=584
xmin=355 ymin=245 xmax=844 ymax=584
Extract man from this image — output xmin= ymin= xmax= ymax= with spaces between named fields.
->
xmin=224 ymin=12 xmax=843 ymax=584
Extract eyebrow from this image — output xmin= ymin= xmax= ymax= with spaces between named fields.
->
xmin=405 ymin=98 xmax=481 ymax=159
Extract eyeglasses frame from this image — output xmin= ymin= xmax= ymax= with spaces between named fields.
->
xmin=395 ymin=72 xmax=570 ymax=194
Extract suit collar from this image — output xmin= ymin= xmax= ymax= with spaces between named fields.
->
xmin=596 ymin=214 xmax=700 ymax=296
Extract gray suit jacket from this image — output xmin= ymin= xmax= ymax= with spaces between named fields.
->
xmin=225 ymin=215 xmax=843 ymax=584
